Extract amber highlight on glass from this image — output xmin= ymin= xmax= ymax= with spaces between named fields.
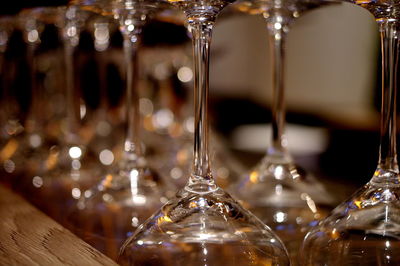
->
xmin=117 ymin=0 xmax=290 ymax=265
xmin=231 ymin=0 xmax=336 ymax=262
xmin=301 ymin=2 xmax=400 ymax=265
xmin=65 ymin=0 xmax=171 ymax=260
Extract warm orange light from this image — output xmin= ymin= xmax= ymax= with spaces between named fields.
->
xmin=354 ymin=200 xmax=362 ymax=209
xmin=330 ymin=228 xmax=340 ymax=240
xmin=0 ymin=139 xmax=18 ymax=161
xmin=143 ymin=115 xmax=155 ymax=132
xmin=250 ymin=171 xmax=259 ymax=183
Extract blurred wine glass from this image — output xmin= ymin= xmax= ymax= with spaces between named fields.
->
xmin=229 ymin=0 xmax=338 ymax=261
xmin=79 ymin=14 xmax=126 ymax=164
xmin=17 ymin=6 xmax=105 ymax=222
xmin=301 ymin=1 xmax=400 ymax=265
xmin=0 ymin=16 xmax=22 ymax=147
xmin=0 ymin=8 xmax=69 ymax=189
xmin=64 ymin=0 xmax=175 ymax=260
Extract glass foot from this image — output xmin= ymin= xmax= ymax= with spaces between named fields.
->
xmin=301 ymin=179 xmax=400 ymax=265
xmin=231 ymin=155 xmax=336 ymax=262
xmin=66 ymin=162 xmax=172 ymax=260
xmin=118 ymin=185 xmax=290 ymax=265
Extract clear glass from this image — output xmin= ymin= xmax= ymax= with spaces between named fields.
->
xmin=118 ymin=0 xmax=290 ymax=265
xmin=230 ymin=0 xmax=337 ymax=261
xmin=300 ymin=2 xmax=400 ymax=265
xmin=19 ymin=6 xmax=103 ymax=222
xmin=0 ymin=8 xmax=69 ymax=190
xmin=83 ymin=15 xmax=124 ymax=161
xmin=65 ymin=0 xmax=173 ymax=260
xmin=0 ymin=16 xmax=20 ymax=146
xmin=137 ymin=24 xmax=246 ymax=190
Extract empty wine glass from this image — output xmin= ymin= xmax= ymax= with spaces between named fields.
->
xmin=117 ymin=0 xmax=290 ymax=265
xmin=138 ymin=20 xmax=246 ymax=190
xmin=230 ymin=0 xmax=337 ymax=260
xmin=0 ymin=16 xmax=20 ymax=146
xmin=18 ymin=6 xmax=105 ymax=222
xmin=0 ymin=8 xmax=65 ymax=189
xmin=300 ymin=2 xmax=400 ymax=265
xmin=65 ymin=0 xmax=174 ymax=260
xmin=82 ymin=15 xmax=125 ymax=161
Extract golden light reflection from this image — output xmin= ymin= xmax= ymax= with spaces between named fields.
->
xmin=189 ymin=201 xmax=197 ymax=208
xmin=330 ymin=228 xmax=339 ymax=240
xmin=168 ymin=122 xmax=183 ymax=138
xmin=234 ymin=3 xmax=265 ymax=15
xmin=157 ymin=215 xmax=173 ymax=225
xmin=0 ymin=139 xmax=18 ymax=161
xmin=177 ymin=149 xmax=189 ymax=165
xmin=102 ymin=174 xmax=114 ymax=188
xmin=354 ymin=200 xmax=362 ymax=209
xmin=239 ymin=227 xmax=254 ymax=233
xmin=143 ymin=115 xmax=155 ymax=132
xmin=249 ymin=171 xmax=259 ymax=183
xmin=45 ymin=149 xmax=59 ymax=170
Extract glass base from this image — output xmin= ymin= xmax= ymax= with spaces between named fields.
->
xmin=19 ymin=143 xmax=101 ymax=222
xmin=65 ymin=162 xmax=172 ymax=260
xmin=301 ymin=180 xmax=400 ymax=265
xmin=118 ymin=186 xmax=290 ymax=265
xmin=231 ymin=155 xmax=336 ymax=263
xmin=0 ymin=133 xmax=56 ymax=188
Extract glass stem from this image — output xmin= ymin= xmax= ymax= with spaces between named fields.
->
xmin=266 ymin=17 xmax=291 ymax=163
xmin=374 ymin=20 xmax=400 ymax=181
xmin=97 ymin=51 xmax=109 ymax=117
xmin=122 ymin=33 xmax=142 ymax=161
xmin=64 ymin=40 xmax=81 ymax=145
xmin=187 ymin=19 xmax=216 ymax=191
xmin=26 ymin=43 xmax=42 ymax=135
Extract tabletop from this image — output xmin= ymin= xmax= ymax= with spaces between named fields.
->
xmin=0 ymin=184 xmax=118 ymax=266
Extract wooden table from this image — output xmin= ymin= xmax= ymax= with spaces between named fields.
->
xmin=0 ymin=184 xmax=118 ymax=266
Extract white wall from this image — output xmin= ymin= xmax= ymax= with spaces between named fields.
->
xmin=210 ymin=2 xmax=380 ymax=122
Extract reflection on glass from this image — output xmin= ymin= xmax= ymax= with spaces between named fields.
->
xmin=230 ymin=0 xmax=337 ymax=261
xmin=65 ymin=0 xmax=173 ymax=260
xmin=19 ymin=6 xmax=103 ymax=222
xmin=118 ymin=0 xmax=290 ymax=264
xmin=301 ymin=1 xmax=400 ymax=265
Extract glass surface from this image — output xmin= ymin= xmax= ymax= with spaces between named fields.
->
xmin=300 ymin=1 xmax=400 ymax=265
xmin=0 ymin=15 xmax=20 ymax=148
xmin=65 ymin=0 xmax=174 ymax=260
xmin=118 ymin=0 xmax=290 ymax=264
xmin=18 ymin=6 xmax=103 ymax=222
xmin=230 ymin=0 xmax=337 ymax=261
xmin=119 ymin=187 xmax=289 ymax=266
xmin=0 ymin=9 xmax=52 ymax=186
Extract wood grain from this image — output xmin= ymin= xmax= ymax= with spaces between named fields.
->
xmin=0 ymin=184 xmax=118 ymax=266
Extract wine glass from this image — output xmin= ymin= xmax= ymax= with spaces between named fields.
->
xmin=18 ymin=6 xmax=105 ymax=222
xmin=229 ymin=0 xmax=337 ymax=260
xmin=300 ymin=2 xmax=400 ymax=265
xmin=65 ymin=0 xmax=174 ymax=260
xmin=0 ymin=15 xmax=24 ymax=182
xmin=118 ymin=0 xmax=290 ymax=265
xmin=0 ymin=15 xmax=20 ymax=146
xmin=0 ymin=8 xmax=66 ymax=189
xmin=139 ymin=43 xmax=246 ymax=191
xmin=81 ymin=15 xmax=125 ymax=162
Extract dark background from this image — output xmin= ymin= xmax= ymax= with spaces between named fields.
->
xmin=1 ymin=0 xmax=68 ymax=15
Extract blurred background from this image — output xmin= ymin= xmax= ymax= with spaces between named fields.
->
xmin=0 ymin=0 xmax=384 ymax=197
